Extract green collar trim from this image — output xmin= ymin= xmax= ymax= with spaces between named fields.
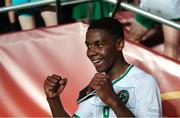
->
xmin=112 ymin=65 xmax=134 ymax=85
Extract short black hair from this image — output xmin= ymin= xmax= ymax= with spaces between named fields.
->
xmin=88 ymin=17 xmax=124 ymax=41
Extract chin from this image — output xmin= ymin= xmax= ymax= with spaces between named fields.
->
xmin=95 ymin=67 xmax=106 ymax=73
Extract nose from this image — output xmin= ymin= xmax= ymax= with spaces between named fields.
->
xmin=87 ymin=47 xmax=97 ymax=58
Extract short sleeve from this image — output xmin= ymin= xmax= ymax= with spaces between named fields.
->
xmin=135 ymin=75 xmax=162 ymax=117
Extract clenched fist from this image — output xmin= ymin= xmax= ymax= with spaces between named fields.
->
xmin=44 ymin=74 xmax=67 ymax=99
xmin=88 ymin=73 xmax=118 ymax=105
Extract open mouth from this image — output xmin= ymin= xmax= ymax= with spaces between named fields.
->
xmin=91 ymin=60 xmax=103 ymax=67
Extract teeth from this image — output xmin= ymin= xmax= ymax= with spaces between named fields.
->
xmin=92 ymin=60 xmax=101 ymax=63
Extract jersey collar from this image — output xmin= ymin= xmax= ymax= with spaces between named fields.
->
xmin=112 ymin=65 xmax=134 ymax=85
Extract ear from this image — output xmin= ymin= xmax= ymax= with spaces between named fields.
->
xmin=116 ymin=38 xmax=124 ymax=51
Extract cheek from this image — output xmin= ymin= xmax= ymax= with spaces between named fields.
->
xmin=86 ymin=51 xmax=90 ymax=59
xmin=104 ymin=52 xmax=113 ymax=63
xmin=105 ymin=56 xmax=115 ymax=66
xmin=104 ymin=50 xmax=116 ymax=64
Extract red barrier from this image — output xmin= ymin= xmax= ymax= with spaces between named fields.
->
xmin=0 ymin=22 xmax=179 ymax=117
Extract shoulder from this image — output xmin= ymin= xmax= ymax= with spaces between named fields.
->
xmin=130 ymin=66 xmax=158 ymax=88
xmin=131 ymin=66 xmax=161 ymax=102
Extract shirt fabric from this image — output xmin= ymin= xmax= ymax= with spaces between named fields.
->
xmin=72 ymin=1 xmax=113 ymax=20
xmin=74 ymin=65 xmax=162 ymax=118
xmin=12 ymin=0 xmax=40 ymax=5
xmin=140 ymin=0 xmax=180 ymax=19
xmin=11 ymin=0 xmax=55 ymax=16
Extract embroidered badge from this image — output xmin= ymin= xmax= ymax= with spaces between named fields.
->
xmin=118 ymin=90 xmax=129 ymax=104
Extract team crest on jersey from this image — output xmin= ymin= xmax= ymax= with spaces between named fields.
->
xmin=117 ymin=90 xmax=129 ymax=104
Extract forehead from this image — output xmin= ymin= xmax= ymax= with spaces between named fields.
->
xmin=86 ymin=29 xmax=112 ymax=43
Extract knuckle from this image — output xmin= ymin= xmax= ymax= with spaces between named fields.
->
xmin=97 ymin=85 xmax=102 ymax=90
xmin=100 ymin=81 xmax=105 ymax=86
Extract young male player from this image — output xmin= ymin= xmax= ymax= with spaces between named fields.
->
xmin=44 ymin=17 xmax=162 ymax=117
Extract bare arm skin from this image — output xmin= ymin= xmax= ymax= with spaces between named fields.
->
xmin=89 ymin=73 xmax=135 ymax=117
xmin=44 ymin=74 xmax=70 ymax=117
xmin=5 ymin=0 xmax=16 ymax=24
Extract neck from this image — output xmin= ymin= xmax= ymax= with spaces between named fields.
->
xmin=106 ymin=57 xmax=130 ymax=81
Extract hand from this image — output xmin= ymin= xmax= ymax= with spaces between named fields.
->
xmin=89 ymin=73 xmax=118 ymax=105
xmin=44 ymin=74 xmax=67 ymax=99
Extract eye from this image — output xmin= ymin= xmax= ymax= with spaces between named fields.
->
xmin=96 ymin=42 xmax=103 ymax=48
xmin=86 ymin=43 xmax=91 ymax=49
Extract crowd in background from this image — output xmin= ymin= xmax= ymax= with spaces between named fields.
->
xmin=0 ymin=0 xmax=114 ymax=33
xmin=0 ymin=0 xmax=179 ymax=60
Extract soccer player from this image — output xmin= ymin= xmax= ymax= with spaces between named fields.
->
xmin=44 ymin=17 xmax=162 ymax=117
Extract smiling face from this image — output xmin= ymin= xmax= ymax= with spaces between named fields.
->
xmin=86 ymin=29 xmax=120 ymax=73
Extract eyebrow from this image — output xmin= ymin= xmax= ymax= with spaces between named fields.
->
xmin=85 ymin=40 xmax=104 ymax=45
xmin=95 ymin=40 xmax=103 ymax=44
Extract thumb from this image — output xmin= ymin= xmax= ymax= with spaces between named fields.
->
xmin=86 ymin=86 xmax=94 ymax=95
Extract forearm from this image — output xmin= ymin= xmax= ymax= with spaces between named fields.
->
xmin=109 ymin=97 xmax=135 ymax=117
xmin=8 ymin=11 xmax=16 ymax=23
xmin=5 ymin=0 xmax=16 ymax=23
xmin=47 ymin=96 xmax=70 ymax=117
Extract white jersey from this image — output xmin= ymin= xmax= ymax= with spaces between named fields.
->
xmin=140 ymin=0 xmax=180 ymax=19
xmin=74 ymin=65 xmax=162 ymax=117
